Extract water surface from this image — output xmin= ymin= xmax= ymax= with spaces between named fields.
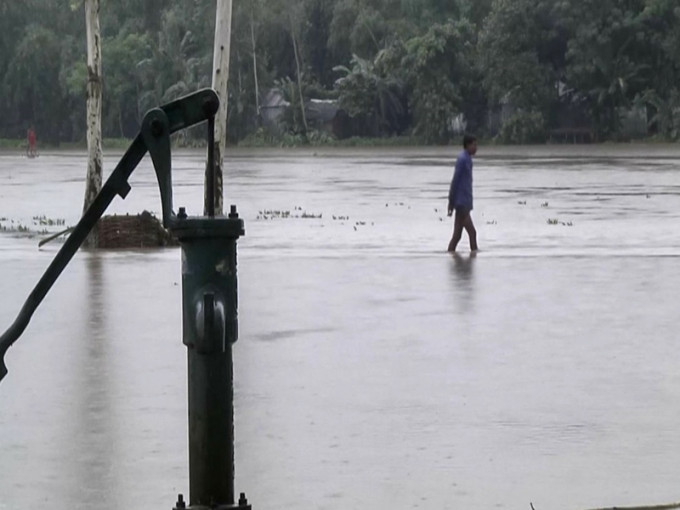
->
xmin=1 ymin=145 xmax=680 ymax=510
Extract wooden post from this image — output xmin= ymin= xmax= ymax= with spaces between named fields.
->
xmin=205 ymin=0 xmax=233 ymax=216
xmin=83 ymin=0 xmax=103 ymax=247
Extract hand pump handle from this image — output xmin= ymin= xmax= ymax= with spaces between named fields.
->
xmin=0 ymin=89 xmax=219 ymax=383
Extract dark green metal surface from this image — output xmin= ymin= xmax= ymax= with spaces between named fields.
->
xmin=177 ymin=221 xmax=242 ymax=507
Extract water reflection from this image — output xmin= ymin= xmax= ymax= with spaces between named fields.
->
xmin=66 ymin=253 xmax=120 ymax=508
xmin=449 ymin=252 xmax=477 ymax=288
xmin=448 ymin=252 xmax=476 ymax=312
xmin=449 ymin=252 xmax=476 ymax=284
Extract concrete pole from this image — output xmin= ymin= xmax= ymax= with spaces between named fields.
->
xmin=205 ymin=0 xmax=233 ymax=216
xmin=84 ymin=0 xmax=103 ymax=247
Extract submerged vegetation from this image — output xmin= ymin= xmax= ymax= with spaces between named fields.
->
xmin=256 ymin=209 xmax=323 ymax=220
xmin=0 ymin=215 xmax=67 ymax=236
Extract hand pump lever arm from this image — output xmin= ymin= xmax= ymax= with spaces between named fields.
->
xmin=0 ymin=89 xmax=219 ymax=383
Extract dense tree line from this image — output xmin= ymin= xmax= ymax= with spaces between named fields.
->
xmin=1 ymin=0 xmax=679 ymax=145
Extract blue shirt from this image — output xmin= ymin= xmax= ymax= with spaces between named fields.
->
xmin=448 ymin=150 xmax=473 ymax=210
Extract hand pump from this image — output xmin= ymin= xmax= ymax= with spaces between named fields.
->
xmin=0 ymin=89 xmax=251 ymax=510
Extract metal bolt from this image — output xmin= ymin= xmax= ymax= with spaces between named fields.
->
xmin=229 ymin=205 xmax=238 ymax=219
xmin=203 ymin=96 xmax=219 ymax=117
xmin=150 ymin=119 xmax=164 ymax=137
xmin=178 ymin=207 xmax=187 ymax=220
xmin=238 ymin=493 xmax=248 ymax=507
xmin=174 ymin=494 xmax=186 ymax=509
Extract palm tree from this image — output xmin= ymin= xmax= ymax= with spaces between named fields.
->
xmin=334 ymin=52 xmax=406 ymax=136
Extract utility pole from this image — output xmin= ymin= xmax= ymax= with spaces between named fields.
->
xmin=83 ymin=0 xmax=103 ymax=247
xmin=205 ymin=0 xmax=233 ymax=216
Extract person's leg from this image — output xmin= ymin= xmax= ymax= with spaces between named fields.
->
xmin=463 ymin=214 xmax=478 ymax=251
xmin=447 ymin=210 xmax=466 ymax=252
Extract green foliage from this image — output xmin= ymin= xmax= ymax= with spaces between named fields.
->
xmin=334 ymin=52 xmax=407 ymax=136
xmin=635 ymin=0 xmax=680 ymax=139
xmin=275 ymin=77 xmax=308 ymax=136
xmin=240 ymin=127 xmax=420 ymax=148
xmin=479 ymin=0 xmax=566 ymax=114
xmin=103 ymin=32 xmax=153 ymax=137
xmin=1 ymin=0 xmax=680 ymax=145
xmin=401 ymin=21 xmax=474 ymax=143
xmin=241 ymin=127 xmax=335 ymax=147
xmin=563 ymin=0 xmax=649 ymax=137
xmin=4 ymin=24 xmax=66 ymax=143
xmin=638 ymin=89 xmax=680 ymax=140
xmin=499 ymin=111 xmax=547 ymax=144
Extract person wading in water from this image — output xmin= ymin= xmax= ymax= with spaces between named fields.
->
xmin=447 ymin=134 xmax=478 ymax=253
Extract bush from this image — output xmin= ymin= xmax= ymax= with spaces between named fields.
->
xmin=239 ymin=128 xmax=336 ymax=148
xmin=499 ymin=110 xmax=547 ymax=144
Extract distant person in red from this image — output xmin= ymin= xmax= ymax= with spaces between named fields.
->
xmin=27 ymin=127 xmax=37 ymax=157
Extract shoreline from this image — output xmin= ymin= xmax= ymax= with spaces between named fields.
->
xmin=2 ymin=142 xmax=680 ymax=161
xmin=2 ymin=136 xmax=679 ymax=153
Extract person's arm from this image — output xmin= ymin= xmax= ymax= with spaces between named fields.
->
xmin=448 ymin=158 xmax=461 ymax=215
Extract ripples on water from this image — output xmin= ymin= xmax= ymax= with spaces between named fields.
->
xmin=1 ymin=146 xmax=680 ymax=509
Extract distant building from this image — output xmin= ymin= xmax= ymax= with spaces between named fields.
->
xmin=259 ymin=88 xmax=351 ymax=139
xmin=306 ymin=99 xmax=353 ymax=139
xmin=260 ymin=89 xmax=289 ymax=133
xmin=449 ymin=113 xmax=467 ymax=136
xmin=617 ymin=105 xmax=647 ymax=139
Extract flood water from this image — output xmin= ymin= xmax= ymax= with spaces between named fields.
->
xmin=1 ymin=145 xmax=680 ymax=510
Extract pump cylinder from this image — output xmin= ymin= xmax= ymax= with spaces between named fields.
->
xmin=174 ymin=216 xmax=244 ymax=508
